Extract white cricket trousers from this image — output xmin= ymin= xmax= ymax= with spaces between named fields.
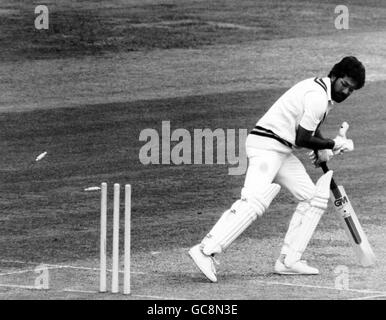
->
xmin=244 ymin=134 xmax=316 ymax=202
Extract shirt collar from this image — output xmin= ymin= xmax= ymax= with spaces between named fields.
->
xmin=323 ymin=76 xmax=333 ymax=104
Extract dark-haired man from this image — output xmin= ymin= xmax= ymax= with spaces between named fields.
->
xmin=189 ymin=56 xmax=365 ymax=282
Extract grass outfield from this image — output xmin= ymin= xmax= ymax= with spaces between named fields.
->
xmin=1 ymin=0 xmax=386 ymax=61
xmin=1 ymin=81 xmax=386 ymax=299
xmin=0 ymin=0 xmax=386 ymax=300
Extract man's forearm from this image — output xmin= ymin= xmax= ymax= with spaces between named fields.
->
xmin=296 ymin=125 xmax=335 ymax=150
xmin=298 ymin=136 xmax=335 ymax=150
xmin=314 ymin=128 xmax=324 ymax=139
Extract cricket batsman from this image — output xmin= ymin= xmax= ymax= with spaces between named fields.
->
xmin=189 ymin=56 xmax=365 ymax=281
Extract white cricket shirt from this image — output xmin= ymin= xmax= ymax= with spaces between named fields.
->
xmin=255 ymin=77 xmax=333 ymax=147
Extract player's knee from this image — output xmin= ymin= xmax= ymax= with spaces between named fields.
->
xmin=296 ymin=200 xmax=311 ymax=212
xmin=240 ymin=183 xmax=281 ymax=216
xmin=311 ymin=171 xmax=333 ymax=210
xmin=292 ymin=185 xmax=315 ymax=202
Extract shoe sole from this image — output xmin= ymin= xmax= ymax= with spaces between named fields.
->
xmin=188 ymin=249 xmax=217 ymax=283
xmin=274 ymin=270 xmax=319 ymax=275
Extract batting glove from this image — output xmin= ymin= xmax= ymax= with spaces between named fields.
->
xmin=308 ymin=149 xmax=334 ymax=167
xmin=332 ymin=136 xmax=354 ymax=154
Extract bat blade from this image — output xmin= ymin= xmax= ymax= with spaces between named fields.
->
xmin=331 ymin=185 xmax=376 ymax=267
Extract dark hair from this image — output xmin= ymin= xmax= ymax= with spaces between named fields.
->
xmin=328 ymin=56 xmax=366 ymax=89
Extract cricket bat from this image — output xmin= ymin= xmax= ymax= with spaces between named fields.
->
xmin=320 ymin=162 xmax=375 ymax=266
xmin=318 ymin=122 xmax=375 ymax=266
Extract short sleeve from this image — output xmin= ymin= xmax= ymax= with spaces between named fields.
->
xmin=299 ymin=91 xmax=327 ymax=132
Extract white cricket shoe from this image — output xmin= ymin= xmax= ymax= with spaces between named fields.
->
xmin=274 ymin=258 xmax=319 ymax=275
xmin=188 ymin=244 xmax=218 ymax=282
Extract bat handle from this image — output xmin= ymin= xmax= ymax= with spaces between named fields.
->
xmin=312 ymin=149 xmax=329 ymax=173
xmin=320 ymin=161 xmax=329 ymax=173
xmin=319 ymin=162 xmax=341 ymax=197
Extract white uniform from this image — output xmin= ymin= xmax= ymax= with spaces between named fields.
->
xmin=256 ymin=77 xmax=333 ymax=145
xmin=244 ymin=77 xmax=333 ymax=201
xmin=197 ymin=77 xmax=334 ymax=272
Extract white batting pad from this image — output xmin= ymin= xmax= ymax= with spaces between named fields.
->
xmin=284 ymin=171 xmax=333 ymax=266
xmin=281 ymin=201 xmax=311 ymax=256
xmin=202 ymin=183 xmax=281 ymax=255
